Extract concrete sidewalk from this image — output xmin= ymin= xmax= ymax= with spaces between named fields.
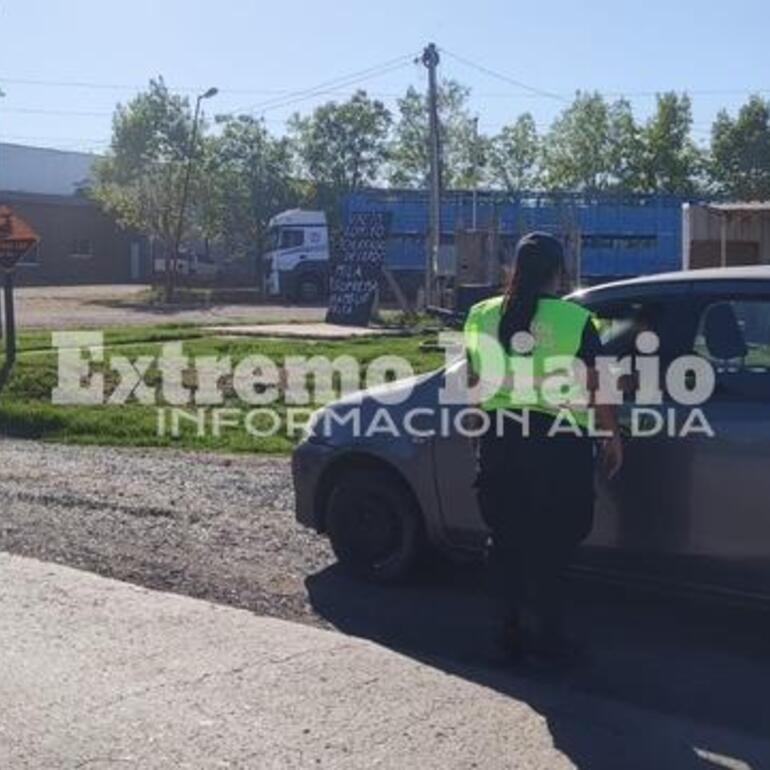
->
xmin=0 ymin=554 xmax=763 ymax=769
xmin=204 ymin=322 xmax=403 ymax=339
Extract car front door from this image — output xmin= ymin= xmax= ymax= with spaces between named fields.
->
xmin=580 ymin=289 xmax=701 ymax=581
xmin=585 ymin=284 xmax=770 ymax=596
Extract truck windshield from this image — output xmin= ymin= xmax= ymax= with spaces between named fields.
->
xmin=266 ymin=227 xmax=304 ymax=251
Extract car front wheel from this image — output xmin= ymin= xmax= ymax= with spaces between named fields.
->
xmin=325 ymin=468 xmax=422 ymax=583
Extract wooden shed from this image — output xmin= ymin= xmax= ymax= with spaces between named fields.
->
xmin=683 ymin=202 xmax=770 ymax=269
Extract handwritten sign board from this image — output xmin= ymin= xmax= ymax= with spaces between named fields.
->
xmin=326 ymin=211 xmax=391 ymax=326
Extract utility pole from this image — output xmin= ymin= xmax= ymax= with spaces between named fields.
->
xmin=471 ymin=116 xmax=479 ymax=230
xmin=422 ymin=42 xmax=441 ymax=308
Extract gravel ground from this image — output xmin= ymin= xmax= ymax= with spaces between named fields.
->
xmin=16 ymin=284 xmax=326 ymax=329
xmin=0 ymin=439 xmax=333 ymax=625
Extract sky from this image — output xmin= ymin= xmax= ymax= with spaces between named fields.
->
xmin=1 ymin=0 xmax=769 ymax=154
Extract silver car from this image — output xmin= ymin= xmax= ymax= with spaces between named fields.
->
xmin=293 ymin=267 xmax=770 ymax=598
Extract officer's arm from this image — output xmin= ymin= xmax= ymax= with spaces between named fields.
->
xmin=463 ymin=311 xmax=481 ymax=390
xmin=583 ymin=320 xmax=623 ymax=479
xmin=593 ymin=394 xmax=623 ymax=480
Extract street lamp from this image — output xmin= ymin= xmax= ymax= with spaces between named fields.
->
xmin=167 ymin=86 xmax=218 ymax=302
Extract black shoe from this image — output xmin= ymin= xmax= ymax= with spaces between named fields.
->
xmin=494 ymin=619 xmax=528 ymax=662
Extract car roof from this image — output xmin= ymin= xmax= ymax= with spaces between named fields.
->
xmin=572 ymin=266 xmax=770 ymax=299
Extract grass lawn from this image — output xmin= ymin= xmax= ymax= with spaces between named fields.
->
xmin=0 ymin=324 xmax=446 ymax=454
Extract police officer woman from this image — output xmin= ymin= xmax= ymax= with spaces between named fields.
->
xmin=464 ymin=232 xmax=623 ymax=664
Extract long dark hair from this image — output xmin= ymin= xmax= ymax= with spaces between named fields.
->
xmin=499 ymin=232 xmax=565 ymax=351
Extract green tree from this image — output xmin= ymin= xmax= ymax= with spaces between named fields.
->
xmin=488 ymin=113 xmax=540 ymax=192
xmin=639 ymin=92 xmax=702 ymax=194
xmin=288 ymin=90 xmax=391 ymax=204
xmin=91 ymin=77 xmax=200 ymax=300
xmin=206 ymin=115 xmax=299 ymax=276
xmin=710 ymin=96 xmax=770 ymax=199
xmin=541 ymin=92 xmax=698 ymax=194
xmin=388 ymin=79 xmax=479 ymax=189
xmin=542 ymin=92 xmax=615 ymax=191
xmin=607 ymin=98 xmax=645 ymax=191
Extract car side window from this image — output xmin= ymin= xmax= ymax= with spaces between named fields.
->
xmin=694 ymin=298 xmax=770 ymax=400
xmin=585 ymin=298 xmax=667 ymax=401
xmin=590 ymin=300 xmax=663 ymax=357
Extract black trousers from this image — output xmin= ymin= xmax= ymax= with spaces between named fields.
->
xmin=476 ymin=410 xmax=595 ymax=643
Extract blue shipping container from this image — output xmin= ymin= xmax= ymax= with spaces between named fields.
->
xmin=341 ymin=189 xmax=688 ymax=280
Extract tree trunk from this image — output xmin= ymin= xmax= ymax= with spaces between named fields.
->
xmin=164 ymin=238 xmax=175 ymax=303
xmin=255 ymin=224 xmax=264 ymax=296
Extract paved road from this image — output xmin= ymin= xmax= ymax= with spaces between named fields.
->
xmin=1 ymin=553 xmax=767 ymax=770
xmin=1 ymin=440 xmax=770 ymax=767
xmin=15 ymin=284 xmax=326 ymax=329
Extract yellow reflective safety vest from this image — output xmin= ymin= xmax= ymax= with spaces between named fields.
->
xmin=464 ymin=295 xmax=593 ymax=425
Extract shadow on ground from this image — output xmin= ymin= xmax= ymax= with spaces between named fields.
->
xmin=82 ymin=297 xmax=218 ymax=313
xmin=307 ymin=560 xmax=770 ymax=769
xmin=0 ymin=360 xmax=12 ymax=391
xmin=81 ymin=297 xmax=327 ymax=313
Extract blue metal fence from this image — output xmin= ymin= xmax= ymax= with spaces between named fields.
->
xmin=342 ymin=189 xmax=688 ymax=279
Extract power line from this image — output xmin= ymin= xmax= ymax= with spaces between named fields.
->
xmin=0 ymin=55 xmax=421 ymax=113
xmin=0 ymin=98 xmax=763 ymax=124
xmin=0 ymin=77 xmax=414 ymax=100
xmin=255 ymin=62 xmax=413 ymax=115
xmin=440 ymin=48 xmax=568 ymax=102
xmin=440 ymin=47 xmax=770 ymax=103
xmin=0 ymin=106 xmax=113 ymax=117
xmin=0 ymin=106 xmax=302 ymax=126
xmin=597 ymin=88 xmax=770 ymax=99
xmin=0 ymin=77 xmax=349 ymax=96
xmin=0 ymin=44 xmax=754 ymax=155
xmin=3 ymin=71 xmax=768 ymax=103
xmin=0 ymin=58 xmax=420 ymax=146
xmin=234 ymin=54 xmax=417 ymax=116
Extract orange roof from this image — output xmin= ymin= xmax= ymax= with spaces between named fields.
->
xmin=0 ymin=205 xmax=40 ymax=244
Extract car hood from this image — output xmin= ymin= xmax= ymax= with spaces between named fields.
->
xmin=306 ymin=367 xmax=445 ymax=447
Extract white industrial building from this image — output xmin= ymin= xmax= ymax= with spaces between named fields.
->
xmin=0 ymin=143 xmax=145 ymax=285
xmin=0 ymin=142 xmax=97 ymax=196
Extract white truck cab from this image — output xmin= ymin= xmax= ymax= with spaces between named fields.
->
xmin=262 ymin=209 xmax=330 ymax=302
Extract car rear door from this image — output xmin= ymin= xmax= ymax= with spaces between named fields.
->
xmin=678 ymin=288 xmax=770 ymax=594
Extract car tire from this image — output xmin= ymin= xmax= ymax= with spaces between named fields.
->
xmin=325 ymin=468 xmax=422 ymax=583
